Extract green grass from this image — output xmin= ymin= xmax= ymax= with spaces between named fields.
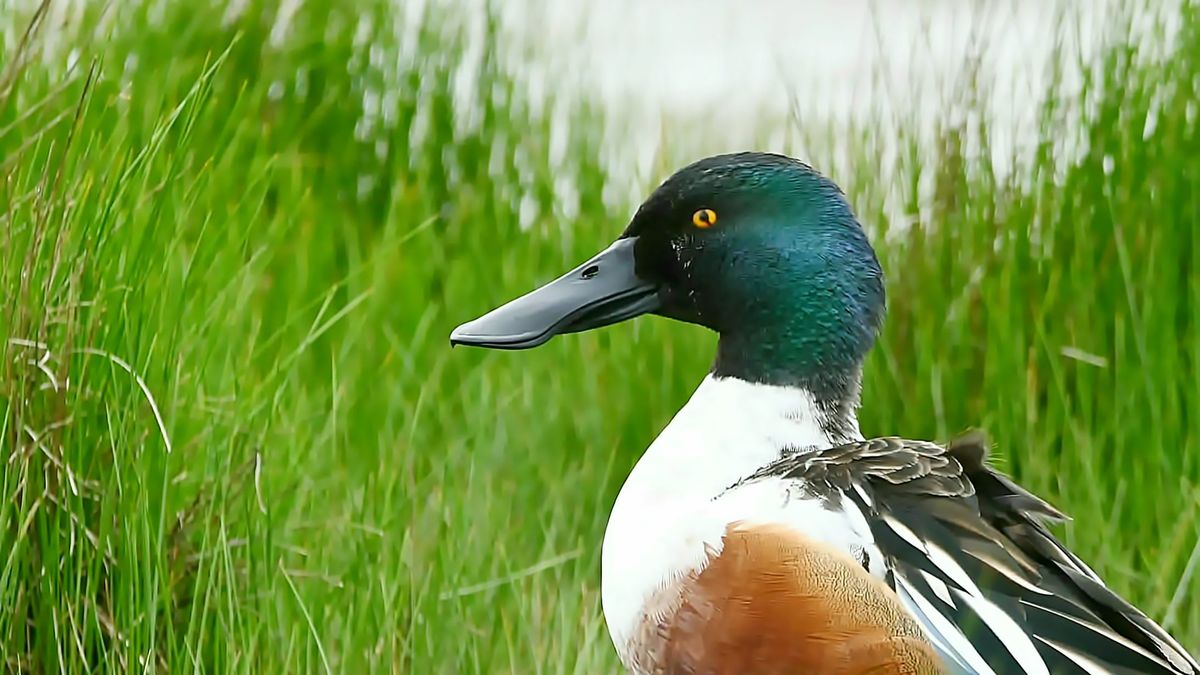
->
xmin=1 ymin=0 xmax=1198 ymax=672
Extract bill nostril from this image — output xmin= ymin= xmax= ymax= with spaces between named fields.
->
xmin=581 ymin=265 xmax=600 ymax=279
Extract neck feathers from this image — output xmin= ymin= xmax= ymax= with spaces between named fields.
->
xmin=673 ymin=374 xmax=863 ymax=460
xmin=711 ymin=343 xmax=865 ymax=446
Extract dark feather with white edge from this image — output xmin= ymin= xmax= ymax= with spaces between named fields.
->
xmin=742 ymin=433 xmax=1199 ymax=675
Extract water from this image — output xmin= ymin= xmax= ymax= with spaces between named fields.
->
xmin=494 ymin=0 xmax=1171 ymax=187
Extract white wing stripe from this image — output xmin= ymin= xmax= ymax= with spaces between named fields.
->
xmin=895 ymin=573 xmax=996 ymax=675
xmin=882 ymin=512 xmax=929 ymax=553
xmin=1020 ymin=599 xmax=1175 ymax=669
xmin=920 ymin=569 xmax=956 ymax=607
xmin=962 ymin=548 xmax=1053 ymax=596
xmin=851 ymin=481 xmax=874 ymax=509
xmin=952 ymin=587 xmax=1050 ymax=675
xmin=924 ymin=539 xmax=984 ymax=597
xmin=1034 ymin=636 xmax=1115 ymax=674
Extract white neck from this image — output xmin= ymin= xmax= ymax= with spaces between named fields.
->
xmin=600 ymin=374 xmax=863 ymax=657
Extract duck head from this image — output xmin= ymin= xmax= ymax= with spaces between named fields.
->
xmin=451 ymin=152 xmax=885 ymax=400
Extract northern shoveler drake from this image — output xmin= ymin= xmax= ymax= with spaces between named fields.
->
xmin=451 ymin=152 xmax=1199 ymax=675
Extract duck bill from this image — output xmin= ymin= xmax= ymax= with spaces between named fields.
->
xmin=450 ymin=237 xmax=659 ymax=350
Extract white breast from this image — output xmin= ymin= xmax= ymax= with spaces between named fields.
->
xmin=599 ymin=375 xmax=877 ymax=664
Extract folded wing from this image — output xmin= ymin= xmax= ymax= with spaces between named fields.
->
xmin=749 ymin=434 xmax=1199 ymax=675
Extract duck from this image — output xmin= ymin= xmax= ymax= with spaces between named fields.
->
xmin=450 ymin=152 xmax=1199 ymax=675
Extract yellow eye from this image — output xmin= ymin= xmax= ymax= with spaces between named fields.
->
xmin=692 ymin=208 xmax=717 ymax=229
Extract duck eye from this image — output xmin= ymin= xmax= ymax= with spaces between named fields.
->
xmin=691 ymin=208 xmax=717 ymax=229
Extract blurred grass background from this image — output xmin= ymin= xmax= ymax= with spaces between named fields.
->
xmin=1 ymin=0 xmax=1198 ymax=672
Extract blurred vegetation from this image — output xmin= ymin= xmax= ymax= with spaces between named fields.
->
xmin=0 ymin=0 xmax=1197 ymax=672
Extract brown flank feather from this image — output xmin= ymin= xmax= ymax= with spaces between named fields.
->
xmin=642 ymin=522 xmax=945 ymax=675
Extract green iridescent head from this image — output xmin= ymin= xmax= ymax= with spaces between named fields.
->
xmin=452 ymin=152 xmax=886 ymax=399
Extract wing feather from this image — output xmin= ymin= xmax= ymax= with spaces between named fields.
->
xmin=744 ymin=432 xmax=1198 ymax=675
